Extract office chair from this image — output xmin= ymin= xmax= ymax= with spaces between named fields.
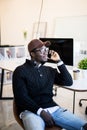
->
xmin=13 ymin=100 xmax=62 ymax=130
xmin=79 ymin=99 xmax=87 ymax=114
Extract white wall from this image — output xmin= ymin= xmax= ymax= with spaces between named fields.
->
xmin=1 ymin=0 xmax=87 ymax=45
xmin=41 ymin=0 xmax=87 ymax=37
xmin=0 ymin=0 xmax=87 ymax=66
xmin=0 ymin=0 xmax=42 ymax=45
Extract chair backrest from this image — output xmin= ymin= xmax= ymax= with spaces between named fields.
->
xmin=13 ymin=100 xmax=62 ymax=130
xmin=13 ymin=100 xmax=24 ymax=129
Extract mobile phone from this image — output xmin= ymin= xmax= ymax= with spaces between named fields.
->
xmin=48 ymin=50 xmax=51 ymax=58
xmin=47 ymin=50 xmax=57 ymax=63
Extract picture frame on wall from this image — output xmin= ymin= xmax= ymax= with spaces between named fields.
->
xmin=32 ymin=22 xmax=47 ymax=39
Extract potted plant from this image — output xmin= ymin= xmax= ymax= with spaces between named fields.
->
xmin=78 ymin=58 xmax=87 ymax=78
xmin=23 ymin=30 xmax=27 ymax=40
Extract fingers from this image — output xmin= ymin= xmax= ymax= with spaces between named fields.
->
xmin=45 ymin=112 xmax=54 ymax=127
xmin=45 ymin=118 xmax=54 ymax=127
xmin=40 ymin=110 xmax=54 ymax=127
xmin=49 ymin=50 xmax=55 ymax=56
xmin=48 ymin=50 xmax=60 ymax=62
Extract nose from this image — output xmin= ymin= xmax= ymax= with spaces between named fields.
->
xmin=43 ymin=50 xmax=48 ymax=55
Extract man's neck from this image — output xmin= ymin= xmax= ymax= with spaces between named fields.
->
xmin=31 ymin=60 xmax=41 ymax=68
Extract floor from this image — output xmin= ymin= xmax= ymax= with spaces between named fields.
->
xmin=0 ymin=84 xmax=87 ymax=130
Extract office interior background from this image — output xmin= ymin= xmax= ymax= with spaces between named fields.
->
xmin=0 ymin=0 xmax=87 ymax=129
xmin=0 ymin=0 xmax=87 ymax=66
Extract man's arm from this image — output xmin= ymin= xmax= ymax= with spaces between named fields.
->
xmin=48 ymin=50 xmax=73 ymax=86
xmin=12 ymin=67 xmax=40 ymax=114
xmin=55 ymin=61 xmax=73 ymax=86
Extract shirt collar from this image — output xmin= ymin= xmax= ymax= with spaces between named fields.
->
xmin=26 ymin=59 xmax=41 ymax=68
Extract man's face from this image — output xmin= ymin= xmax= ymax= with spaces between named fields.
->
xmin=32 ymin=46 xmax=49 ymax=63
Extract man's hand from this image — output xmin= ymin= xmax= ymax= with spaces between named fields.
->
xmin=40 ymin=110 xmax=54 ymax=127
xmin=48 ymin=50 xmax=60 ymax=62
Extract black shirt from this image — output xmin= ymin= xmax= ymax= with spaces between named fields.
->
xmin=12 ymin=59 xmax=73 ymax=115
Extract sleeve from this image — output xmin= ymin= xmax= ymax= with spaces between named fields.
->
xmin=12 ymin=67 xmax=40 ymax=114
xmin=54 ymin=63 xmax=73 ymax=86
xmin=37 ymin=108 xmax=43 ymax=115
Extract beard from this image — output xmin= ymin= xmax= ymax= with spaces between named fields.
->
xmin=41 ymin=60 xmax=46 ymax=65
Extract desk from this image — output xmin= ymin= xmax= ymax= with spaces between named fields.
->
xmin=0 ymin=58 xmax=26 ymax=100
xmin=61 ymin=78 xmax=87 ymax=113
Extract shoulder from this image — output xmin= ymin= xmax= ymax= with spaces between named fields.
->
xmin=14 ymin=59 xmax=30 ymax=73
xmin=43 ymin=65 xmax=57 ymax=74
xmin=13 ymin=63 xmax=26 ymax=76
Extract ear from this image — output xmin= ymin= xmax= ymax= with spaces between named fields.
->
xmin=30 ymin=52 xmax=35 ymax=57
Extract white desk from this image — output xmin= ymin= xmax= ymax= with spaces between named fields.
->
xmin=0 ymin=58 xmax=26 ymax=71
xmin=61 ymin=78 xmax=87 ymax=113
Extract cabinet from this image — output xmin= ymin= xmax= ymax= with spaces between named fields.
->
xmin=0 ymin=45 xmax=27 ymax=84
xmin=0 ymin=45 xmax=26 ymax=59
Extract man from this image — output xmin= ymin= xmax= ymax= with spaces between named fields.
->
xmin=12 ymin=39 xmax=87 ymax=130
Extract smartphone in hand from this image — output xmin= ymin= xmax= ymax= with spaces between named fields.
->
xmin=48 ymin=50 xmax=51 ymax=58
xmin=47 ymin=50 xmax=56 ymax=63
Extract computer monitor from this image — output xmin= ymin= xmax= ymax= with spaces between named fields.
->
xmin=40 ymin=38 xmax=73 ymax=66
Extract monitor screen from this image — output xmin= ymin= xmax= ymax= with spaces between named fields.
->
xmin=40 ymin=38 xmax=73 ymax=66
